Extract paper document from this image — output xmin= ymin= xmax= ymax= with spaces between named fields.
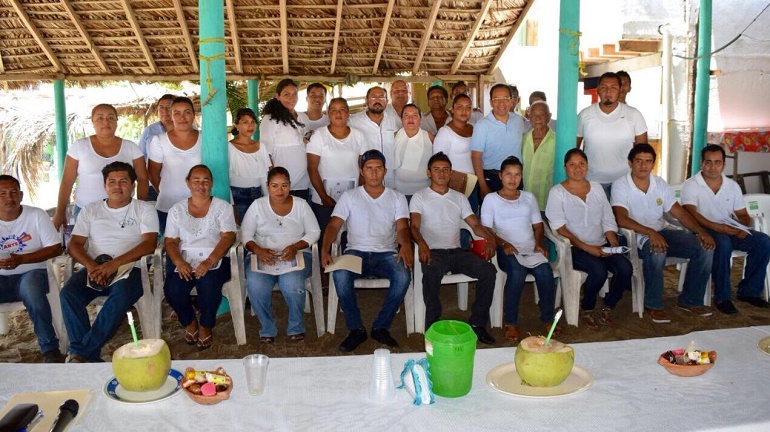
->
xmin=515 ymin=252 xmax=548 ymax=269
xmin=86 ymin=262 xmax=134 ymax=290
xmin=323 ymin=178 xmax=356 ymax=201
xmin=0 ymin=389 xmax=91 ymax=432
xmin=721 ymin=217 xmax=752 ymax=235
xmin=324 ymin=254 xmax=363 ymax=274
xmin=602 ymin=246 xmax=630 ymax=254
xmin=251 ymin=252 xmax=305 ymax=275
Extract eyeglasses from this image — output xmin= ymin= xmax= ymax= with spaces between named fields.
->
xmin=491 ymin=97 xmax=512 ymax=102
xmin=369 ymin=96 xmax=387 ymax=100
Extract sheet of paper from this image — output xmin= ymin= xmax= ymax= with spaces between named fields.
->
xmin=323 ymin=178 xmax=356 ymax=201
xmin=514 ymin=252 xmax=548 ymax=269
xmin=86 ymin=262 xmax=135 ymax=290
xmin=721 ymin=217 xmax=752 ymax=235
xmin=602 ymin=246 xmax=630 ymax=254
xmin=0 ymin=389 xmax=91 ymax=432
xmin=251 ymin=252 xmax=305 ymax=275
xmin=324 ymin=254 xmax=363 ymax=274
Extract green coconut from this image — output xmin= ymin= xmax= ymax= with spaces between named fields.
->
xmin=112 ymin=339 xmax=171 ymax=392
xmin=514 ymin=336 xmax=574 ymax=387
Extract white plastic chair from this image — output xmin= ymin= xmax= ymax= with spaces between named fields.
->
xmin=743 ymin=194 xmax=770 ymax=300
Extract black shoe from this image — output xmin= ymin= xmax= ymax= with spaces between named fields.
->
xmin=715 ymin=300 xmax=739 ymax=315
xmin=339 ymin=328 xmax=368 ymax=352
xmin=371 ymin=328 xmax=399 ymax=348
xmin=737 ymin=295 xmax=770 ymax=308
xmin=43 ymin=349 xmax=64 ymax=364
xmin=471 ymin=325 xmax=496 ymax=345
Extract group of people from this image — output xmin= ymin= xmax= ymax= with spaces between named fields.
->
xmin=2 ymin=74 xmax=769 ymax=362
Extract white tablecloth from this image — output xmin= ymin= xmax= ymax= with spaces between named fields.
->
xmin=2 ymin=326 xmax=770 ymax=431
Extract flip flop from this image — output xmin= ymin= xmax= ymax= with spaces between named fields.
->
xmin=504 ymin=324 xmax=520 ymax=343
xmin=260 ymin=336 xmax=275 ymax=344
xmin=289 ymin=333 xmax=305 ymax=342
xmin=184 ymin=328 xmax=199 ymax=346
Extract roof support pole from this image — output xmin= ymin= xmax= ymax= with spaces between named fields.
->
xmin=554 ymin=0 xmax=580 ymax=184
xmin=691 ymin=0 xmax=712 ymax=176
xmin=248 ymin=80 xmax=260 ymax=140
xmin=54 ymin=79 xmax=67 ymax=181
xmin=198 ymin=0 xmax=229 ymax=200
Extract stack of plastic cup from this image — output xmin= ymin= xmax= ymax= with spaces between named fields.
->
xmin=369 ymin=348 xmax=395 ymax=402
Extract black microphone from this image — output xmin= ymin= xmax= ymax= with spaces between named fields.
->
xmin=49 ymin=399 xmax=79 ymax=432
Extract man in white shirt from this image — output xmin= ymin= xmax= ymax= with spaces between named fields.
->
xmin=681 ymin=144 xmax=770 ymax=314
xmin=0 ymin=175 xmax=63 ymax=362
xmin=385 ymin=79 xmax=410 ymax=129
xmin=612 ymin=144 xmax=715 ymax=323
xmin=298 ymin=82 xmax=329 ymax=135
xmin=420 ymin=85 xmax=450 ymax=135
xmin=577 ymin=72 xmax=648 ymax=198
xmin=60 ymin=162 xmax=159 ymax=363
xmin=321 ymin=150 xmax=413 ymax=352
xmin=138 ymin=94 xmax=174 ymax=201
xmin=410 ymin=152 xmax=497 ymax=343
xmin=617 ymin=70 xmax=632 ymax=104
xmin=349 ymin=87 xmax=399 ymax=188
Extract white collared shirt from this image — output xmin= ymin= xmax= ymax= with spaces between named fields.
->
xmin=611 ymin=172 xmax=676 ymax=246
xmin=546 ymin=181 xmax=617 ymax=246
xmin=681 ymin=172 xmax=745 ymax=223
xmin=348 ymin=110 xmax=399 ymax=188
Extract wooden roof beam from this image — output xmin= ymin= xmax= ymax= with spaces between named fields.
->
xmin=172 ymin=0 xmax=198 ymax=73
xmin=329 ymin=0 xmax=344 ymax=74
xmin=280 ymin=0 xmax=289 ymax=74
xmin=371 ymin=0 xmax=396 ymax=75
xmin=225 ymin=0 xmax=242 ymax=73
xmin=486 ymin=0 xmax=536 ymax=74
xmin=9 ymin=0 xmax=65 ymax=72
xmin=0 ymin=50 xmax=5 ymax=73
xmin=412 ymin=0 xmax=442 ymax=74
xmin=60 ymin=0 xmax=108 ymax=72
xmin=118 ymin=0 xmax=157 ymax=74
xmin=450 ymin=0 xmax=495 ymax=74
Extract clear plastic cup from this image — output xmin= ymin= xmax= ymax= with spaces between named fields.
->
xmin=243 ymin=354 xmax=269 ymax=396
xmin=369 ymin=348 xmax=395 ymax=402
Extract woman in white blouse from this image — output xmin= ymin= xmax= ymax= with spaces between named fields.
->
xmin=229 ymin=107 xmax=272 ymax=223
xmin=53 ymin=103 xmax=148 ymax=229
xmin=163 ymin=165 xmax=236 ymax=351
xmin=393 ymin=104 xmax=433 ymax=199
xmin=545 ymin=148 xmax=632 ymax=329
xmin=480 ymin=156 xmax=557 ymax=343
xmin=259 ymin=79 xmax=310 ymax=200
xmin=434 ymin=93 xmax=478 ymax=212
xmin=242 ymin=167 xmax=321 ymax=343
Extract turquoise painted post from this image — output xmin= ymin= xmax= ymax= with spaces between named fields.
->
xmin=553 ymin=0 xmax=580 ymax=184
xmin=53 ymin=80 xmax=67 ymax=181
xmin=198 ymin=0 xmax=228 ymax=200
xmin=247 ymin=80 xmax=260 ymax=140
xmin=691 ymin=0 xmax=712 ymax=176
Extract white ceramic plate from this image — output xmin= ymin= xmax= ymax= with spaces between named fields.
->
xmin=758 ymin=336 xmax=770 ymax=356
xmin=104 ymin=368 xmax=183 ymax=404
xmin=486 ymin=362 xmax=593 ymax=398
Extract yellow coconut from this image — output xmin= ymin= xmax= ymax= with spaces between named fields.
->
xmin=514 ymin=336 xmax=574 ymax=387
xmin=112 ymin=339 xmax=171 ymax=392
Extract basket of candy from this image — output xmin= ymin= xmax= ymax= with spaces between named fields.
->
xmin=658 ymin=341 xmax=716 ymax=377
xmin=182 ymin=367 xmax=233 ymax=405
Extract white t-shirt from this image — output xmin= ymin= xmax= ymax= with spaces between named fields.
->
xmin=241 ymin=197 xmax=321 ymax=252
xmin=259 ymin=114 xmax=309 ymax=191
xmin=306 ymin=126 xmax=368 ymax=205
xmin=73 ymin=199 xmax=159 ymax=259
xmin=480 ymin=191 xmax=542 ymax=252
xmin=297 ymin=112 xmax=329 ymax=133
xmin=393 ymin=129 xmax=432 ymax=195
xmin=681 ymin=172 xmax=745 ymax=223
xmin=164 ymin=197 xmax=237 ymax=249
xmin=410 ymin=187 xmax=473 ymax=250
xmin=611 ymin=172 xmax=676 ymax=247
xmin=577 ymin=103 xmax=648 ymax=183
xmin=332 ymin=186 xmax=408 ymax=253
xmin=420 ymin=111 xmax=450 ymax=136
xmin=67 ymin=137 xmax=143 ymax=208
xmin=0 ymin=206 xmax=60 ymax=275
xmin=433 ymin=126 xmax=474 ymax=174
xmin=148 ymin=132 xmax=202 ymax=212
xmin=348 ymin=111 xmax=399 ymax=188
xmin=228 ymin=142 xmax=271 ymax=189
xmin=545 ymin=182 xmax=617 ymax=246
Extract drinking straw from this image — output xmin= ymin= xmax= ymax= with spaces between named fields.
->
xmin=544 ymin=309 xmax=563 ymax=346
xmin=127 ymin=311 xmax=139 ymax=346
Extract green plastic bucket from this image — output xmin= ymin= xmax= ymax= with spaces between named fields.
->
xmin=424 ymin=320 xmax=477 ymax=397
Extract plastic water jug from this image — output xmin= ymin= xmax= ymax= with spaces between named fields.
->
xmin=424 ymin=320 xmax=477 ymax=397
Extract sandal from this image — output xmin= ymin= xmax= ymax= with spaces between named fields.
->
xmin=598 ymin=307 xmax=613 ymax=326
xmin=289 ymin=333 xmax=305 ymax=342
xmin=260 ymin=336 xmax=275 ymax=344
xmin=184 ymin=325 xmax=199 ymax=346
xmin=196 ymin=327 xmax=213 ymax=351
xmin=504 ymin=324 xmax=520 ymax=343
xmin=581 ymin=310 xmax=600 ymax=330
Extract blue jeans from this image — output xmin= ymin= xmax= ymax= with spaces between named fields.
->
xmin=231 ymin=186 xmax=263 ymax=223
xmin=332 ymin=250 xmax=411 ymax=331
xmin=638 ymin=228 xmax=713 ymax=309
xmin=157 ymin=210 xmax=168 ymax=238
xmin=600 ymin=183 xmax=613 ymax=201
xmin=246 ymin=252 xmax=311 ymax=337
xmin=0 ymin=269 xmax=58 ymax=354
xmin=496 ymin=249 xmax=556 ymax=324
xmin=164 ymin=258 xmax=231 ymax=329
xmin=709 ymin=229 xmax=770 ymax=301
xmin=60 ymin=267 xmax=143 ymax=361
xmin=571 ymin=245 xmax=633 ymax=310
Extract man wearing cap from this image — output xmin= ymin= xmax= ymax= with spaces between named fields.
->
xmin=321 ymin=149 xmax=413 ymax=352
xmin=60 ymin=162 xmax=159 ymax=363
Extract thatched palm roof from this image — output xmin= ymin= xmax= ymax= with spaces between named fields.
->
xmin=0 ymin=0 xmax=534 ymax=84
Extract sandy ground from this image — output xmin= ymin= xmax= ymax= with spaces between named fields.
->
xmin=2 ymin=262 xmax=770 ymax=364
